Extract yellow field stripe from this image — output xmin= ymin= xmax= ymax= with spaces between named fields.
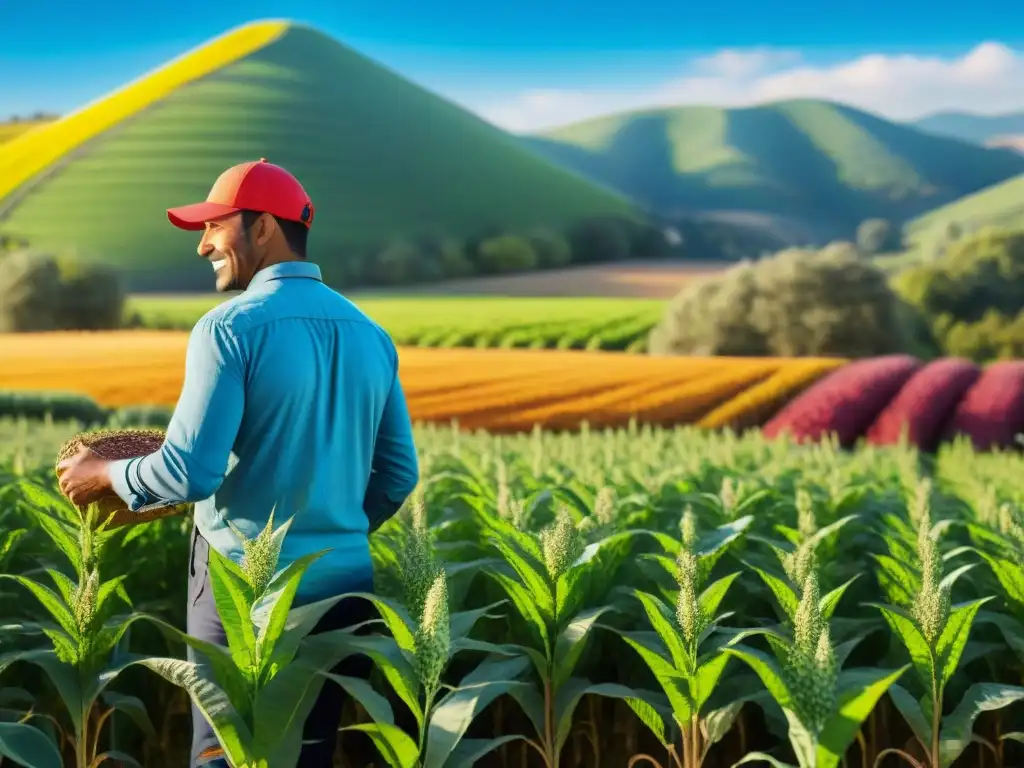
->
xmin=0 ymin=21 xmax=289 ymax=204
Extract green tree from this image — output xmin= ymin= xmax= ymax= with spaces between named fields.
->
xmin=476 ymin=234 xmax=538 ymax=273
xmin=527 ymin=228 xmax=572 ymax=269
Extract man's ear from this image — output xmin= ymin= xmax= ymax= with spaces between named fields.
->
xmin=254 ymin=212 xmax=278 ymax=246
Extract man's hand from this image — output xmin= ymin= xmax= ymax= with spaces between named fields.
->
xmin=56 ymin=446 xmax=114 ymax=507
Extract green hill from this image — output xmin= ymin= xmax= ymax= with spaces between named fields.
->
xmin=520 ymin=99 xmax=1024 ymax=242
xmin=0 ymin=21 xmax=636 ymax=291
xmin=902 ymin=173 xmax=1024 ymax=252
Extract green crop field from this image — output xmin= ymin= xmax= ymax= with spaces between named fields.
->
xmin=0 ymin=22 xmax=634 ymax=292
xmin=126 ymin=294 xmax=667 ymax=351
xmin=4 ymin=416 xmax=1024 ymax=767
xmin=521 ymin=99 xmax=1024 ymax=241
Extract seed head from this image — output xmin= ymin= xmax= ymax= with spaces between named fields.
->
xmin=783 ymin=540 xmax=818 ymax=590
xmin=233 ymin=512 xmax=283 ymax=597
xmin=593 ymin=487 xmax=615 ymax=526
xmin=784 ymin=574 xmax=836 ymax=734
xmin=73 ymin=567 xmax=100 ymax=635
xmin=496 ymin=460 xmax=510 ymax=518
xmin=414 ymin=571 xmax=451 ymax=697
xmin=540 ymin=509 xmax=584 ymax=581
xmin=912 ymin=518 xmax=950 ymax=645
xmin=399 ymin=501 xmax=439 ymax=624
xmin=680 ymin=506 xmax=698 ymax=550
xmin=796 ymin=490 xmax=816 ymax=539
xmin=674 ymin=548 xmax=706 ymax=646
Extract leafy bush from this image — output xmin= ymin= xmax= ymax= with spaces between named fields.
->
xmin=475 ymin=234 xmax=539 ymax=273
xmin=0 ymin=251 xmax=124 ymax=332
xmin=0 ymin=251 xmax=63 ymax=331
xmin=892 ymin=227 xmax=1024 ymax=362
xmin=650 ymin=244 xmax=916 ymax=358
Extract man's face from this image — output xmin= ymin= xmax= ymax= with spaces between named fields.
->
xmin=196 ymin=213 xmax=262 ymax=292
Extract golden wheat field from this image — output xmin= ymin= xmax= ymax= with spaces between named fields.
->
xmin=0 ymin=331 xmax=846 ymax=430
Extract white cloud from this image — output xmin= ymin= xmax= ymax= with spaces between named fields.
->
xmin=475 ymin=42 xmax=1024 ymax=133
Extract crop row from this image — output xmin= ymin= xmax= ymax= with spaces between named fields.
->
xmin=3 ymin=328 xmax=1024 ymax=451
xmin=3 ymin=420 xmax=1024 ymax=768
xmin=125 ymin=296 xmax=664 ymax=352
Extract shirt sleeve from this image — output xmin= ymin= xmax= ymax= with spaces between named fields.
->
xmin=363 ymin=352 xmax=419 ymax=531
xmin=109 ymin=316 xmax=246 ymax=511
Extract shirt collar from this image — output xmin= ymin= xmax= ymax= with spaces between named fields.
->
xmin=248 ymin=261 xmax=322 ymax=290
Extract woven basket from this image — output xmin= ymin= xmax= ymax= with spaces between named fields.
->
xmin=55 ymin=428 xmax=189 ymax=529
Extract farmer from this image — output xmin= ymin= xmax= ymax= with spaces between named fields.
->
xmin=56 ymin=158 xmax=420 ymax=767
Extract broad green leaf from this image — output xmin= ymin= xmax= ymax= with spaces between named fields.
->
xmin=820 ymin=575 xmax=859 ymax=619
xmin=101 ymin=691 xmax=157 ymax=738
xmin=487 ymin=571 xmax=550 ymax=653
xmin=449 ymin=600 xmax=507 ymax=642
xmin=704 ymin=701 xmax=744 ymax=746
xmin=321 ymin=673 xmax=396 ymax=725
xmin=618 ymin=631 xmax=693 ymax=718
xmin=746 ymin=564 xmax=798 ymax=619
xmin=632 ymin=590 xmax=687 ymax=670
xmin=694 ymin=652 xmax=731 ymax=711
xmin=0 ymin=575 xmax=78 ymax=640
xmin=137 ymin=657 xmax=252 ymax=766
xmin=936 ymin=598 xmax=992 ymax=687
xmin=869 ymin=604 xmax=933 ymax=689
xmin=251 ymin=551 xmax=329 ymax=667
xmin=887 ymin=683 xmax=931 ymax=750
xmin=817 ymin=666 xmax=909 ymax=767
xmin=0 ymin=721 xmax=63 ymax=768
xmin=445 ymin=735 xmax=526 ymax=768
xmin=939 ymin=683 xmax=1024 ymax=767
xmin=343 ymin=722 xmax=420 ymax=768
xmin=553 ymin=679 xmax=660 ymax=756
xmin=723 ymin=646 xmax=793 ymax=710
xmin=208 ymin=548 xmax=257 ymax=656
xmin=552 ymin=605 xmax=613 ymax=690
xmin=423 ymin=676 xmax=533 ymax=768
xmin=625 ymin=695 xmax=668 ymax=743
xmin=489 ymin=538 xmax=553 ymax=617
xmin=699 ymin=572 xmax=741 ymax=619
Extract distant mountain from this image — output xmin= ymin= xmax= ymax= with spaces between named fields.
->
xmin=910 ymin=110 xmax=1024 ymax=146
xmin=520 ymin=99 xmax=1024 ymax=243
xmin=0 ymin=21 xmax=635 ymax=292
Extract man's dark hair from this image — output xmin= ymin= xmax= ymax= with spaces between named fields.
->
xmin=241 ymin=209 xmax=309 ymax=258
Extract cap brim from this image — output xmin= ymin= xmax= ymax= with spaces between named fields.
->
xmin=166 ymin=202 xmax=241 ymax=231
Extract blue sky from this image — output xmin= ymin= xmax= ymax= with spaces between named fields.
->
xmin=4 ymin=0 xmax=1024 ymax=131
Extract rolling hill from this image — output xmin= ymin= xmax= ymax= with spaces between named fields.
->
xmin=902 ymin=172 xmax=1024 ymax=253
xmin=519 ymin=99 xmax=1024 ymax=242
xmin=0 ymin=21 xmax=636 ymax=291
xmin=910 ymin=110 xmax=1024 ymax=147
xmin=0 ymin=119 xmax=51 ymax=145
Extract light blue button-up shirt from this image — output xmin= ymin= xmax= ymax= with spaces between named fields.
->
xmin=109 ymin=261 xmax=419 ymax=604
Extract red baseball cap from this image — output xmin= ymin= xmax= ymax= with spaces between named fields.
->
xmin=166 ymin=158 xmax=315 ymax=231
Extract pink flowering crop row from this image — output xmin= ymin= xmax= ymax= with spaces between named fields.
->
xmin=762 ymin=355 xmax=923 ymax=447
xmin=942 ymin=361 xmax=1024 ymax=451
xmin=761 ymin=355 xmax=1024 ymax=452
xmin=865 ymin=358 xmax=981 ymax=452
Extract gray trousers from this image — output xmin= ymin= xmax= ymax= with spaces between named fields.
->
xmin=186 ymin=525 xmax=375 ymax=767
